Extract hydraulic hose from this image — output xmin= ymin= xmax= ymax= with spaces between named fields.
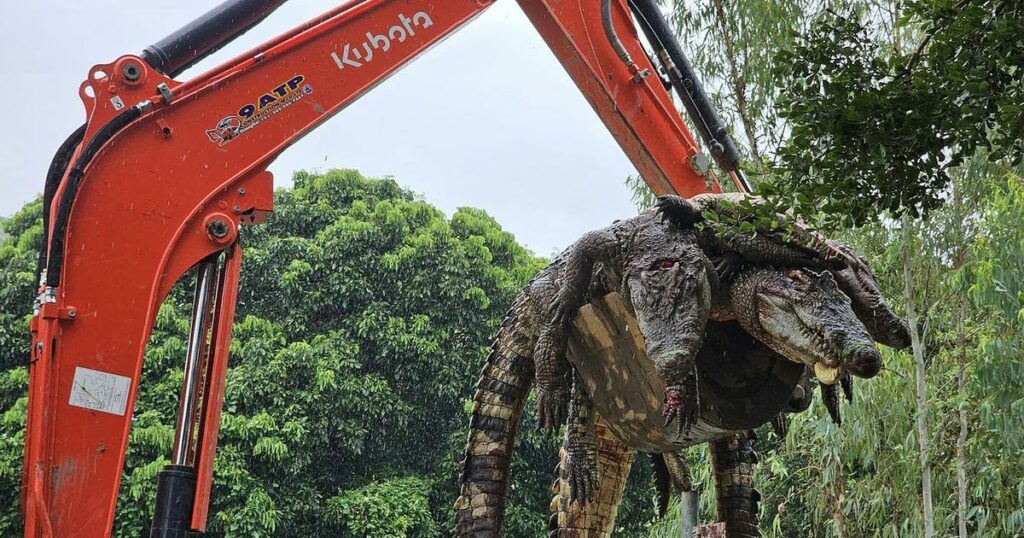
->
xmin=602 ymin=0 xmax=638 ymax=72
xmin=46 ymin=105 xmax=147 ymax=288
xmin=37 ymin=123 xmax=87 ymax=283
xmin=628 ymin=0 xmax=742 ymax=174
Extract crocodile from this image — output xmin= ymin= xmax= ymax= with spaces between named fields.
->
xmin=454 ymin=259 xmax=904 ymax=536
xmin=549 ymin=320 xmax=806 ymax=538
xmin=453 ymin=193 xmax=911 ymax=536
xmin=534 ymin=203 xmax=849 ymax=438
xmin=546 ymin=260 xmax=910 ymax=537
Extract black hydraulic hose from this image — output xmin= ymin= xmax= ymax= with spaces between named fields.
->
xmin=602 ymin=0 xmax=638 ymax=72
xmin=46 ymin=105 xmax=146 ymax=289
xmin=628 ymin=0 xmax=742 ymax=174
xmin=37 ymin=123 xmax=87 ymax=284
xmin=141 ymin=0 xmax=288 ymax=78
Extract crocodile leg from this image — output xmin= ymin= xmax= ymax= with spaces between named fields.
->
xmin=531 ymin=270 xmax=573 ymax=433
xmin=550 ymin=416 xmax=633 ymax=537
xmin=709 ymin=432 xmax=760 ymax=538
xmin=565 ymin=370 xmax=599 ymax=505
xmin=535 ymin=230 xmax=622 ymax=433
xmin=551 ymin=230 xmax=622 ymax=326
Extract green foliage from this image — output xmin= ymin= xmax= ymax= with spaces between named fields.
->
xmin=325 ymin=477 xmax=437 ymax=537
xmin=964 ymin=173 xmax=1024 ymax=535
xmin=668 ymin=0 xmax=841 ymax=170
xmin=768 ymin=2 xmax=1024 ymax=227
xmin=0 ymin=170 xmax=596 ymax=536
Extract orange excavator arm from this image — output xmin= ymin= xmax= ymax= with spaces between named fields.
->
xmin=23 ymin=0 xmax=743 ymax=536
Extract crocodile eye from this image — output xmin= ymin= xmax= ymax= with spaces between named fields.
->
xmin=652 ymin=260 xmax=677 ymax=271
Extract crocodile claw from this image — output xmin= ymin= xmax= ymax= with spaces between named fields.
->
xmin=566 ymin=451 xmax=599 ymax=505
xmin=771 ymin=413 xmax=789 ymax=438
xmin=656 ymin=195 xmax=702 ymax=229
xmin=550 ymin=299 xmax=576 ymax=327
xmin=536 ymin=387 xmax=569 ymax=434
xmin=662 ymin=381 xmax=699 ymax=435
xmin=713 ymin=252 xmax=745 ymax=282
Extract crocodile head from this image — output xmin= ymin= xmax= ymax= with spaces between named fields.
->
xmin=828 ymin=242 xmax=913 ymax=349
xmin=730 ymin=267 xmax=882 ymax=384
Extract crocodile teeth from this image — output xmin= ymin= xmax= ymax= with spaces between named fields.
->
xmin=815 ymin=362 xmax=840 ymax=385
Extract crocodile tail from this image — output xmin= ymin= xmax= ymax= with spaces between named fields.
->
xmin=710 ymin=432 xmax=761 ymax=538
xmin=548 ymin=417 xmax=633 ymax=537
xmin=455 ymin=297 xmax=536 ymax=537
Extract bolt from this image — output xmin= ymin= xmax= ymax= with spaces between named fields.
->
xmin=207 ymin=219 xmax=230 ymax=239
xmin=122 ymin=62 xmax=141 ymax=82
xmin=238 ymin=187 xmax=246 ymax=195
xmin=68 ymin=310 xmax=77 ymax=318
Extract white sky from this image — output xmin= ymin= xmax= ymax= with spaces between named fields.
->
xmin=0 ymin=1 xmax=644 ymax=255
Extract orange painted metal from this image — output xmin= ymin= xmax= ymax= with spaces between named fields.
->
xmin=517 ymin=0 xmax=720 ymax=197
xmin=24 ymin=0 xmax=716 ymax=536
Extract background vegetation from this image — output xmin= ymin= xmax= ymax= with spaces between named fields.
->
xmin=0 ymin=170 xmax=663 ymax=536
xmin=1 ymin=0 xmax=1021 ymax=536
xmin=647 ymin=1 xmax=1024 ymax=536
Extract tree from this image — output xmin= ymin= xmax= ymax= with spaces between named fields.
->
xmin=638 ymin=3 xmax=1024 ymax=536
xmin=668 ymin=0 xmax=842 ymax=174
xmin=768 ymin=1 xmax=1024 ymax=228
xmin=0 ymin=170 xmax=614 ymax=536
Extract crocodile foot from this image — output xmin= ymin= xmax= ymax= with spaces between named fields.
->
xmin=566 ymin=450 xmax=599 ymax=505
xmin=771 ymin=413 xmax=789 ymax=437
xmin=656 ymin=194 xmax=702 ymax=228
xmin=550 ymin=297 xmax=577 ymax=327
xmin=662 ymin=380 xmax=699 ymax=434
xmin=840 ymin=373 xmax=854 ymax=403
xmin=536 ymin=386 xmax=570 ymax=434
xmin=713 ymin=252 xmax=746 ymax=282
xmin=821 ymin=381 xmax=842 ymax=426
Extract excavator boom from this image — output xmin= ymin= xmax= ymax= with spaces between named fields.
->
xmin=23 ymin=0 xmax=736 ymax=535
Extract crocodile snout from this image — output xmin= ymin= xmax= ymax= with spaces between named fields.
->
xmin=847 ymin=347 xmax=882 ymax=378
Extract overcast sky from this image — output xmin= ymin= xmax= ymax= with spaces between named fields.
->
xmin=0 ymin=1 xmax=643 ymax=255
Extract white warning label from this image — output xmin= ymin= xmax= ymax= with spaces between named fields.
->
xmin=68 ymin=367 xmax=131 ymax=416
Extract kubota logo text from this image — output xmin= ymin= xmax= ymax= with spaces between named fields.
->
xmin=206 ymin=75 xmax=313 ymax=146
xmin=330 ymin=12 xmax=434 ymax=70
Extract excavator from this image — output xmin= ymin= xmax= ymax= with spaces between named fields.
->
xmin=23 ymin=0 xmax=751 ymax=536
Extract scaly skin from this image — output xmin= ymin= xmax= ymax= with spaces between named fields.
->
xmin=656 ymin=192 xmax=849 ymax=274
xmin=454 ymin=293 xmax=539 ymax=537
xmin=457 ymin=205 xmax=910 ymax=535
xmin=549 ymin=417 xmax=633 ymax=538
xmin=543 ymin=199 xmax=854 ymax=442
xmin=710 ymin=432 xmax=760 ymax=538
xmin=549 ymin=261 xmax=910 ymax=537
xmin=543 ymin=212 xmax=714 ymax=438
xmin=454 ymin=258 xmax=746 ymax=536
xmin=553 ymin=428 xmax=762 ymax=538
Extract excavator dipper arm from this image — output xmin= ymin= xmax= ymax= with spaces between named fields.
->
xmin=24 ymin=0 xmax=731 ymax=536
